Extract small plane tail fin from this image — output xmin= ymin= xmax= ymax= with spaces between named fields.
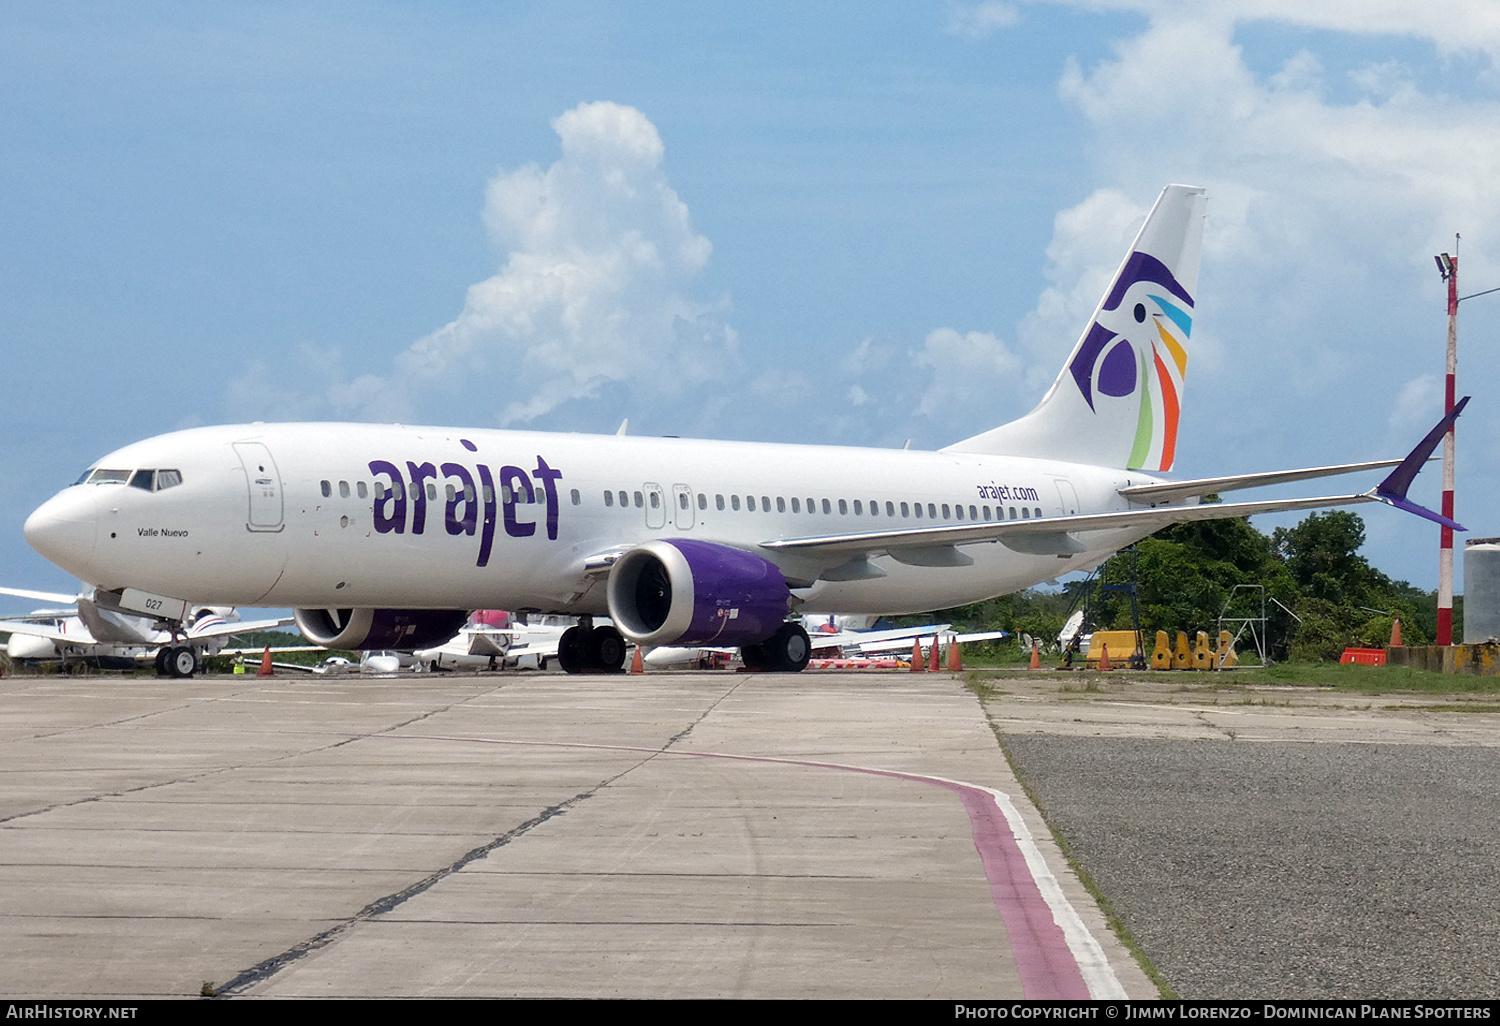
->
xmin=944 ymin=184 xmax=1207 ymax=471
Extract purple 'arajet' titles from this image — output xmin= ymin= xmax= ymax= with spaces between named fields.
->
xmin=367 ymin=441 xmax=562 ymax=567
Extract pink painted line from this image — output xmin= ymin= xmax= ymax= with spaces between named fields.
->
xmin=383 ymin=732 xmax=1094 ymax=999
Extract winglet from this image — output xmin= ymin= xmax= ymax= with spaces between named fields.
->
xmin=1370 ymin=396 xmax=1469 ymax=531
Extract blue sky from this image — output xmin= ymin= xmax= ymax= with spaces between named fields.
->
xmin=6 ymin=0 xmax=1500 ymax=602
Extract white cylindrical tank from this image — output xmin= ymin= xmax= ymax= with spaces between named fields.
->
xmin=1463 ymin=538 xmax=1500 ymax=643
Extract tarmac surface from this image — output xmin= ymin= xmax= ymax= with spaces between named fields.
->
xmin=8 ymin=665 xmax=1498 ymax=1000
xmin=0 ymin=668 xmax=1146 ymax=1000
xmin=986 ymin=673 xmax=1500 ymax=1000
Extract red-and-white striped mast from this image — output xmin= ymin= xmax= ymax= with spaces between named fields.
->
xmin=1435 ymin=245 xmax=1459 ymax=646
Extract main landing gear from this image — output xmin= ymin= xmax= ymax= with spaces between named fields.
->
xmin=154 ymin=645 xmax=199 ymax=679
xmin=557 ymin=623 xmax=628 ymax=674
xmin=740 ymin=622 xmax=812 ymax=673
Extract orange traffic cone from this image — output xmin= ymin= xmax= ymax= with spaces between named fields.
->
xmin=257 ymin=646 xmax=274 ymax=677
xmin=911 ymin=638 xmax=925 ymax=672
xmin=946 ymin=639 xmax=963 ymax=671
xmin=1390 ymin=618 xmax=1402 ymax=648
xmin=928 ymin=639 xmax=940 ymax=672
xmin=1098 ymin=642 xmax=1112 ymax=672
xmin=630 ymin=646 xmax=644 ymax=674
xmin=1029 ymin=641 xmax=1041 ymax=670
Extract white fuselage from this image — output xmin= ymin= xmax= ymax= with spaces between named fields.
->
xmin=26 ymin=422 xmax=1163 ymax=616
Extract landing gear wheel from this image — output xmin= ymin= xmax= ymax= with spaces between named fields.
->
xmin=154 ymin=648 xmax=171 ymax=676
xmin=591 ymin=626 xmax=627 ymax=672
xmin=739 ymin=642 xmax=767 ymax=672
xmin=557 ymin=626 xmax=592 ymax=674
xmin=167 ymin=646 xmax=197 ymax=679
xmin=765 ymin=622 xmax=811 ymax=673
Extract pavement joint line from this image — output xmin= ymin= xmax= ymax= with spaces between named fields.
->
xmin=214 ymin=700 xmax=699 ymax=998
xmin=0 ymin=680 xmax=518 ymax=829
xmin=374 ymin=729 xmax=1125 ymax=1000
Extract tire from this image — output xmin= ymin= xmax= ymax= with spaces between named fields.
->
xmin=739 ymin=642 xmax=766 ymax=672
xmin=168 ymin=646 xmax=197 ymax=679
xmin=766 ymin=622 xmax=811 ymax=673
xmin=592 ymin=626 xmax=627 ymax=672
xmin=557 ymin=626 xmax=590 ymax=674
xmin=154 ymin=648 xmax=171 ymax=676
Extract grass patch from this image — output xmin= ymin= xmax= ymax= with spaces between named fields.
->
xmin=1383 ymin=703 xmax=1500 ymax=713
xmin=1226 ymin=661 xmax=1500 ymax=694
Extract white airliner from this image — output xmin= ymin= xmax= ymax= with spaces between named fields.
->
xmin=22 ymin=185 xmax=1464 ymax=674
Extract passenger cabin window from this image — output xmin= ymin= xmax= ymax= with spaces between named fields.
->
xmin=838 ymin=499 xmax=848 ymax=515
xmin=885 ymin=501 xmax=895 ymax=517
xmin=777 ymin=497 xmax=786 ymax=513
xmin=821 ymin=498 xmax=831 ymax=514
xmin=678 ymin=493 xmax=688 ymax=509
xmin=698 ymin=493 xmax=707 ymax=510
xmin=604 ymin=490 xmax=614 ymax=507
xmin=357 ymin=482 xmax=368 ymax=499
xmin=618 ymin=490 xmax=628 ymax=507
xmin=791 ymin=498 xmax=800 ymax=513
xmin=942 ymin=504 xmax=950 ymax=519
xmin=571 ymin=489 xmax=581 ymax=505
xmin=914 ymin=503 xmax=923 ymax=519
xmin=746 ymin=495 xmax=756 ymax=512
xmin=900 ymin=502 xmax=909 ymax=517
xmin=761 ymin=495 xmax=770 ymax=511
xmin=716 ymin=494 xmax=726 ymax=511
xmin=731 ymin=495 xmax=741 ymax=511
xmin=339 ymin=481 xmax=350 ymax=499
xmin=321 ymin=480 xmax=332 ymax=498
xmin=633 ymin=491 xmax=643 ymax=508
xmin=853 ymin=500 xmax=862 ymax=515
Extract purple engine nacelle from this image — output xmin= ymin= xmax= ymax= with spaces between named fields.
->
xmin=606 ymin=539 xmax=794 ymax=648
xmin=293 ymin=608 xmax=470 ymax=651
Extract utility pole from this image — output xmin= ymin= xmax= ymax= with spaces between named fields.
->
xmin=1435 ymin=245 xmax=1459 ymax=645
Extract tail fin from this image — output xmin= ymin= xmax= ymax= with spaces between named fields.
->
xmin=944 ymin=184 xmax=1207 ymax=471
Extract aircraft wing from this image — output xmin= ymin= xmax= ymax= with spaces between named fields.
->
xmin=189 ymin=617 xmax=295 ymax=640
xmin=764 ymin=400 xmax=1466 ymax=572
xmin=0 ymin=620 xmax=95 ymax=644
xmin=851 ymin=629 xmax=1008 ymax=655
xmin=1117 ymin=459 xmax=1405 ymax=505
xmin=761 ymin=492 xmax=1381 ymax=565
xmin=0 ymin=586 xmax=80 ymax=605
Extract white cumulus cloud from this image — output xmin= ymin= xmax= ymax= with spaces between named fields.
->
xmin=231 ymin=101 xmax=736 ymax=429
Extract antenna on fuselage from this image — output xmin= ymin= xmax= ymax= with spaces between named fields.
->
xmin=616 ymin=419 xmax=629 ymax=436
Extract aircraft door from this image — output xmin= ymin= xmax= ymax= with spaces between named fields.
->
xmin=643 ymin=482 xmax=666 ymax=530
xmin=234 ymin=441 xmax=285 ymax=533
xmin=672 ymin=484 xmax=695 ymax=530
xmin=1053 ymin=478 xmax=1080 ymax=517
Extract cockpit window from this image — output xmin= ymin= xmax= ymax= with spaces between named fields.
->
xmin=127 ymin=469 xmax=184 ymax=492
xmin=73 ymin=467 xmax=96 ymax=486
xmin=87 ymin=469 xmax=130 ymax=485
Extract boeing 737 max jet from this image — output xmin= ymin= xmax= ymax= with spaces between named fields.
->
xmin=23 ymin=185 xmax=1464 ymax=673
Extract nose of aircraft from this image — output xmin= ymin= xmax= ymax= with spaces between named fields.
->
xmin=24 ymin=490 xmax=98 ymax=579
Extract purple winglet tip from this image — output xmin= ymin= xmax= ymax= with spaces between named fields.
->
xmin=1372 ymin=395 xmax=1470 ymax=530
xmin=1371 ymin=491 xmax=1465 ymax=533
